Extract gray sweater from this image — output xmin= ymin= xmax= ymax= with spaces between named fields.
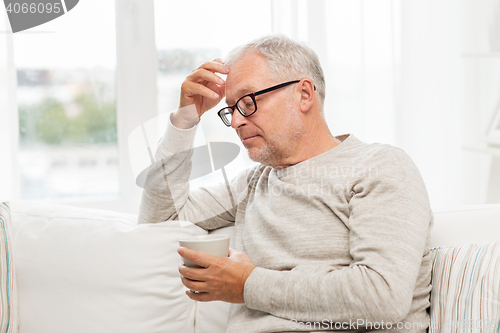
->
xmin=139 ymin=116 xmax=434 ymax=333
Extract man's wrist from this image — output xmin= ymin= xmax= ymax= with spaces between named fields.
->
xmin=244 ymin=267 xmax=267 ymax=307
xmin=240 ymin=265 xmax=256 ymax=303
xmin=171 ymin=104 xmax=199 ymax=129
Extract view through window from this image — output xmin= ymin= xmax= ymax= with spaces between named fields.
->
xmin=13 ymin=1 xmax=118 ymax=200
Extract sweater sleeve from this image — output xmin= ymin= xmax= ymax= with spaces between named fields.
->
xmin=243 ymin=147 xmax=432 ymax=324
xmin=138 ymin=108 xmax=247 ymax=230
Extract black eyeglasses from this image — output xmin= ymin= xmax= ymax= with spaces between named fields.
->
xmin=217 ymin=80 xmax=315 ymax=127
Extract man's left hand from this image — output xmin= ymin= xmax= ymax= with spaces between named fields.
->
xmin=177 ymin=247 xmax=256 ymax=303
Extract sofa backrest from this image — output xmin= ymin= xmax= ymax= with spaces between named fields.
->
xmin=9 ymin=200 xmax=500 ymax=333
xmin=431 ymin=203 xmax=500 ymax=247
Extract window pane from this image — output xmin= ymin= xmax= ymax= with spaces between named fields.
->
xmin=13 ymin=0 xmax=118 ymax=200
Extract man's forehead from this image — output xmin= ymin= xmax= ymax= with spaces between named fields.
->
xmin=224 ymin=67 xmax=261 ymax=104
xmin=225 ymin=83 xmax=259 ymax=105
xmin=224 ymin=61 xmax=270 ymax=104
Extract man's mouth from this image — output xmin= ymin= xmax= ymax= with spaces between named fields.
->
xmin=242 ymin=135 xmax=259 ymax=143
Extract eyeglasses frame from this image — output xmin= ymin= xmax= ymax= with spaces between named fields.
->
xmin=217 ymin=79 xmax=316 ymax=127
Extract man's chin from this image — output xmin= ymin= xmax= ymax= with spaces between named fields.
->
xmin=247 ymin=149 xmax=262 ymax=163
xmin=247 ymin=147 xmax=274 ymax=166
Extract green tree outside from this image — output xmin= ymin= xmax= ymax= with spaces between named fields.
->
xmin=19 ymin=93 xmax=117 ymax=146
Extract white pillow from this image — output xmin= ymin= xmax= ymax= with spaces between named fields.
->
xmin=9 ymin=201 xmax=206 ymax=333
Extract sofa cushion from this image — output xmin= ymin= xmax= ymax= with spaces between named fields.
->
xmin=430 ymin=242 xmax=500 ymax=332
xmin=0 ymin=202 xmax=19 ymax=333
xmin=10 ymin=201 xmax=207 ymax=333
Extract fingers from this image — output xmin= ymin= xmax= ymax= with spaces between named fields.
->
xmin=196 ymin=59 xmax=229 ymax=75
xmin=189 ymin=67 xmax=226 ymax=86
xmin=183 ymin=63 xmax=226 ymax=100
xmin=178 ymin=247 xmax=218 ymax=268
xmin=185 ymin=290 xmax=212 ymax=302
xmin=179 ymin=58 xmax=228 ymax=111
xmin=180 ymin=275 xmax=208 ymax=292
xmin=178 ymin=263 xmax=205 ymax=281
xmin=181 ymin=80 xmax=220 ymax=100
xmin=178 ymin=263 xmax=208 ymax=292
xmin=188 ymin=59 xmax=228 ymax=91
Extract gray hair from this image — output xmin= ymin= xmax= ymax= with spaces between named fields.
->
xmin=224 ymin=34 xmax=326 ymax=109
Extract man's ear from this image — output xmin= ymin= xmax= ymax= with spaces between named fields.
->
xmin=299 ymin=79 xmax=315 ymax=113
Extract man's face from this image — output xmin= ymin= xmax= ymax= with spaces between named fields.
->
xmin=224 ymin=52 xmax=304 ymax=167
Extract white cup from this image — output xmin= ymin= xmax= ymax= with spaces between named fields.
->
xmin=178 ymin=234 xmax=230 ymax=268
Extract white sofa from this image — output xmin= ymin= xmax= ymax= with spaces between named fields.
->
xmin=8 ymin=201 xmax=500 ymax=333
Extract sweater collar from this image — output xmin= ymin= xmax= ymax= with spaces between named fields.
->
xmin=273 ymin=134 xmax=362 ymax=179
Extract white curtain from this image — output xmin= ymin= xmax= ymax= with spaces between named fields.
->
xmin=272 ymin=0 xmax=399 ymax=145
xmin=398 ymin=0 xmax=463 ymax=208
xmin=271 ymin=0 xmax=465 ymax=208
xmin=0 ymin=9 xmax=19 ymax=201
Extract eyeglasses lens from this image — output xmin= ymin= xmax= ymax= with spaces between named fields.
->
xmin=219 ymin=96 xmax=257 ymax=126
xmin=236 ymin=96 xmax=256 ymax=116
xmin=219 ymin=109 xmax=231 ymax=126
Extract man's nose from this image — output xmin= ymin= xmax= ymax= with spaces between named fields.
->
xmin=231 ymin=109 xmax=247 ymax=129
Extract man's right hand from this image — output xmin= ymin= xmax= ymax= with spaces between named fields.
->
xmin=172 ymin=59 xmax=229 ymax=129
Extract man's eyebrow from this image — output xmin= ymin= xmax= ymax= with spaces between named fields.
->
xmin=225 ymin=87 xmax=255 ymax=106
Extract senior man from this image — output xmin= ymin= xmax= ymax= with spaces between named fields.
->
xmin=139 ymin=35 xmax=433 ymax=333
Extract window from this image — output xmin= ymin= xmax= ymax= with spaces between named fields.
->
xmin=12 ymin=0 xmax=118 ymax=200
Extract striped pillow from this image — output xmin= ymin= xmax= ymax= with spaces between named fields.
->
xmin=430 ymin=243 xmax=500 ymax=333
xmin=0 ymin=203 xmax=18 ymax=333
